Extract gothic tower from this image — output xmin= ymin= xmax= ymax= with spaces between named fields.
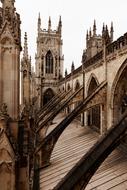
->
xmin=82 ymin=21 xmax=114 ymax=62
xmin=0 ymin=0 xmax=21 ymax=119
xmin=35 ymin=15 xmax=64 ymax=108
xmin=85 ymin=20 xmax=102 ymax=59
xmin=21 ymin=32 xmax=31 ymax=107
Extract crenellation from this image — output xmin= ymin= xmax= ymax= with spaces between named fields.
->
xmin=106 ymin=33 xmax=127 ymax=56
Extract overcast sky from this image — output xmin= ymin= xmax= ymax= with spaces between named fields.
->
xmin=12 ymin=0 xmax=127 ymax=72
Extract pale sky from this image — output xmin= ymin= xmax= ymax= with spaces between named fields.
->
xmin=8 ymin=0 xmax=127 ymax=72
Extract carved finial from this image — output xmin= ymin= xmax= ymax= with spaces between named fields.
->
xmin=102 ymin=23 xmax=105 ymax=33
xmin=71 ymin=61 xmax=75 ymax=72
xmin=102 ymin=23 xmax=105 ymax=41
xmin=111 ymin=22 xmax=114 ymax=31
xmin=65 ymin=69 xmax=68 ymax=77
xmin=23 ymin=32 xmax=28 ymax=59
xmin=58 ymin=15 xmax=62 ymax=34
xmin=93 ymin=19 xmax=96 ymax=36
xmin=110 ymin=21 xmax=114 ymax=42
xmin=48 ymin=16 xmax=51 ymax=32
xmin=102 ymin=24 xmax=110 ymax=45
xmin=106 ymin=25 xmax=108 ymax=32
xmin=89 ymin=27 xmax=92 ymax=37
xmin=86 ymin=30 xmax=89 ymax=48
xmin=38 ymin=12 xmax=41 ymax=32
xmin=86 ymin=30 xmax=89 ymax=40
xmin=0 ymin=103 xmax=9 ymax=121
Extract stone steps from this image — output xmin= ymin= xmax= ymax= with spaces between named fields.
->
xmin=39 ymin=114 xmax=127 ymax=190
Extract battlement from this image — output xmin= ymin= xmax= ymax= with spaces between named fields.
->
xmin=39 ymin=28 xmax=60 ymax=36
xmin=106 ymin=32 xmax=127 ymax=56
xmin=38 ymin=15 xmax=62 ymax=36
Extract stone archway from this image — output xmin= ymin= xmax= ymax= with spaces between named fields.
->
xmin=112 ymin=65 xmax=127 ymax=124
xmin=111 ymin=61 xmax=127 ymax=147
xmin=43 ymin=88 xmax=55 ymax=106
xmin=87 ymin=76 xmax=100 ymax=130
xmin=74 ymin=80 xmax=81 ymax=121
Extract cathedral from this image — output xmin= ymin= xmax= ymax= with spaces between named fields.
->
xmin=0 ymin=0 xmax=127 ymax=190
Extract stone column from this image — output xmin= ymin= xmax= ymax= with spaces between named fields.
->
xmin=0 ymin=104 xmax=16 ymax=190
xmin=100 ymin=104 xmax=107 ymax=135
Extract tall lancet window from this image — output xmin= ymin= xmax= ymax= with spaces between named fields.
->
xmin=46 ymin=50 xmax=53 ymax=74
xmin=41 ymin=55 xmax=44 ymax=76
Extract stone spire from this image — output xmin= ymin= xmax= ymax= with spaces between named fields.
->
xmin=105 ymin=25 xmax=110 ymax=41
xmin=93 ymin=19 xmax=96 ymax=36
xmin=23 ymin=32 xmax=28 ymax=59
xmin=58 ymin=16 xmax=62 ymax=34
xmin=38 ymin=12 xmax=41 ymax=32
xmin=110 ymin=22 xmax=114 ymax=42
xmin=65 ymin=69 xmax=68 ymax=77
xmin=48 ymin=16 xmax=51 ymax=32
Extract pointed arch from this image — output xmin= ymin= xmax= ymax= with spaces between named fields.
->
xmin=86 ymin=73 xmax=99 ymax=96
xmin=111 ymin=58 xmax=127 ymax=125
xmin=74 ymin=79 xmax=80 ymax=91
xmin=111 ymin=58 xmax=127 ymax=108
xmin=45 ymin=50 xmax=53 ymax=74
xmin=86 ymin=73 xmax=100 ymax=130
xmin=41 ymin=54 xmax=44 ymax=75
xmin=43 ymin=88 xmax=55 ymax=105
xmin=67 ymin=83 xmax=71 ymax=91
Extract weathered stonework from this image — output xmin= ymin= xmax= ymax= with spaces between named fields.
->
xmin=0 ymin=104 xmax=16 ymax=190
xmin=0 ymin=0 xmax=21 ymax=120
xmin=35 ymin=15 xmax=64 ymax=109
xmin=1 ymin=0 xmax=127 ymax=189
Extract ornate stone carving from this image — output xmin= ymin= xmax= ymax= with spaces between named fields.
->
xmin=0 ymin=103 xmax=8 ymax=115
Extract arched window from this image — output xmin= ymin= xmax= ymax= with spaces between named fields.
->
xmin=87 ymin=76 xmax=100 ymax=129
xmin=43 ymin=88 xmax=55 ymax=105
xmin=46 ymin=51 xmax=53 ymax=74
xmin=75 ymin=80 xmax=80 ymax=91
xmin=67 ymin=83 xmax=71 ymax=91
xmin=88 ymin=77 xmax=98 ymax=96
xmin=41 ymin=55 xmax=44 ymax=76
